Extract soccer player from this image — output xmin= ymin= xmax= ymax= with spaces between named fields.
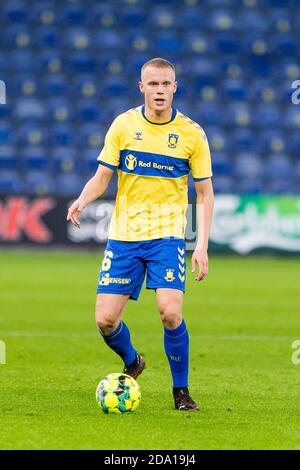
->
xmin=67 ymin=58 xmax=214 ymax=411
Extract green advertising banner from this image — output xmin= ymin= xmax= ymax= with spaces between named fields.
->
xmin=210 ymin=195 xmax=300 ymax=254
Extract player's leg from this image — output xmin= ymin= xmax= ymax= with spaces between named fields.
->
xmin=156 ymin=288 xmax=188 ymax=388
xmin=95 ymin=240 xmax=146 ymax=378
xmin=96 ymin=293 xmax=136 ymax=365
xmin=156 ymin=288 xmax=198 ymax=411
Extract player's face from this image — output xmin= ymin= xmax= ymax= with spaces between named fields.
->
xmin=139 ymin=66 xmax=177 ymax=114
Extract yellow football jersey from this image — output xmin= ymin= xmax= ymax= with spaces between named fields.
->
xmin=97 ymin=105 xmax=212 ymax=241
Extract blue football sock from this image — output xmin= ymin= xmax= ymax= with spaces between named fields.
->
xmin=100 ymin=321 xmax=137 ymax=366
xmin=164 ymin=319 xmax=189 ymax=389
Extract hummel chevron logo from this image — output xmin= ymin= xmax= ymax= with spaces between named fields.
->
xmin=177 ymin=247 xmax=184 ymax=256
xmin=178 ymin=255 xmax=185 ymax=265
xmin=178 ymin=273 xmax=185 ymax=282
xmin=178 ymin=264 xmax=185 ymax=273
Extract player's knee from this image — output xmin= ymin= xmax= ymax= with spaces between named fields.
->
xmin=96 ymin=315 xmax=118 ymax=334
xmin=95 ymin=305 xmax=119 ymax=334
xmin=160 ymin=303 xmax=182 ymax=329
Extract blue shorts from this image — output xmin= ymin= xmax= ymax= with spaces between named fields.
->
xmin=96 ymin=237 xmax=186 ymax=301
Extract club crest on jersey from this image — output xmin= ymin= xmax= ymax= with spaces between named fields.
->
xmin=134 ymin=131 xmax=143 ymax=140
xmin=125 ymin=154 xmax=138 ymax=170
xmin=168 ymin=133 xmax=179 ymax=149
xmin=164 ymin=269 xmax=175 ymax=282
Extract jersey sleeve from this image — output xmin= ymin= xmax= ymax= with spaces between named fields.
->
xmin=97 ymin=114 xmax=124 ymax=170
xmin=189 ymin=127 xmax=213 ymax=181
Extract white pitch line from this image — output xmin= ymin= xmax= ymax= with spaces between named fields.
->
xmin=0 ymin=331 xmax=293 ymax=342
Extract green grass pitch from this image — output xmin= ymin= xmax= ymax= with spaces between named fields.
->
xmin=0 ymin=250 xmax=299 ymax=450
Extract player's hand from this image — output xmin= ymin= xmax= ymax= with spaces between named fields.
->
xmin=66 ymin=199 xmax=85 ymax=228
xmin=191 ymin=248 xmax=208 ymax=281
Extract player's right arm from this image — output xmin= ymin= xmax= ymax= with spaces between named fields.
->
xmin=67 ymin=114 xmax=124 ymax=228
xmin=66 ymin=164 xmax=114 ymax=228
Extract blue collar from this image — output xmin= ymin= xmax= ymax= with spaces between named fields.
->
xmin=141 ymin=105 xmax=177 ymax=125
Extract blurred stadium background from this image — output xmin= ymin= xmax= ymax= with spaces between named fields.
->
xmin=0 ymin=0 xmax=300 ymax=252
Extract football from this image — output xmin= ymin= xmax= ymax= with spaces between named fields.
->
xmin=96 ymin=373 xmax=141 ymax=414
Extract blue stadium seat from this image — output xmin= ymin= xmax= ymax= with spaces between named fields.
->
xmin=25 ymin=171 xmax=55 ymax=196
xmin=31 ymin=2 xmax=57 ymax=26
xmin=127 ymin=31 xmax=151 ymax=53
xmin=56 ymin=174 xmax=83 ymax=196
xmin=35 ymin=26 xmax=61 ymax=49
xmin=294 ymin=160 xmax=300 ymax=183
xmin=48 ymin=98 xmax=74 ymax=124
xmin=65 ymin=28 xmax=91 ymax=51
xmin=288 ymin=132 xmax=300 ymax=156
xmin=73 ymin=75 xmax=98 ymax=99
xmin=261 ymin=130 xmax=286 ymax=154
xmin=0 ymin=146 xmax=18 ymax=171
xmin=226 ymin=103 xmax=253 ymax=128
xmin=93 ymin=3 xmax=116 ymax=28
xmin=234 ymin=153 xmax=263 ymax=179
xmin=15 ymin=98 xmax=45 ymax=121
xmin=223 ymin=78 xmax=248 ymax=101
xmin=43 ymin=74 xmax=69 ymax=97
xmin=237 ymin=10 xmax=271 ymax=33
xmin=68 ymin=52 xmax=96 ymax=73
xmin=9 ymin=50 xmax=37 ymax=72
xmin=94 ymin=29 xmax=125 ymax=51
xmin=62 ymin=4 xmax=87 ymax=25
xmin=0 ymin=102 xmax=11 ymax=120
xmin=193 ymin=102 xmax=223 ymax=126
xmin=206 ymin=127 xmax=230 ymax=153
xmin=40 ymin=50 xmax=64 ymax=74
xmin=231 ymin=129 xmax=262 ymax=153
xmin=6 ymin=26 xmax=32 ymax=49
xmin=2 ymin=2 xmax=28 ymax=24
xmin=0 ymin=123 xmax=15 ymax=145
xmin=212 ymin=152 xmax=233 ymax=176
xmin=183 ymin=33 xmax=216 ymax=55
xmin=283 ymin=106 xmax=300 ymax=130
xmin=153 ymin=33 xmax=183 ymax=55
xmin=18 ymin=123 xmax=48 ymax=147
xmin=178 ymin=6 xmax=206 ymax=29
xmin=237 ymin=178 xmax=264 ymax=194
xmin=83 ymin=149 xmax=99 ymax=175
xmin=266 ymin=154 xmax=293 ymax=179
xmin=255 ymin=103 xmax=281 ymax=128
xmin=0 ymin=171 xmax=23 ymax=193
xmin=216 ymin=33 xmax=242 ymax=54
xmin=52 ymin=147 xmax=80 ymax=174
xmin=209 ymin=10 xmax=235 ymax=32
xmin=22 ymin=146 xmax=49 ymax=172
xmin=211 ymin=175 xmax=235 ymax=194
xmin=119 ymin=5 xmax=147 ymax=28
xmin=51 ymin=123 xmax=77 ymax=146
xmin=265 ymin=178 xmax=296 ymax=195
xmin=79 ymin=124 xmax=105 ymax=150
xmin=76 ymin=99 xmax=103 ymax=123
xmin=15 ymin=76 xmax=39 ymax=97
xmin=148 ymin=7 xmax=176 ymax=29
xmin=102 ymin=78 xmax=130 ymax=98
xmin=271 ymin=33 xmax=298 ymax=56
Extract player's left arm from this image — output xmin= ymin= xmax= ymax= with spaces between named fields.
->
xmin=189 ymin=126 xmax=214 ymax=281
xmin=191 ymin=178 xmax=214 ymax=281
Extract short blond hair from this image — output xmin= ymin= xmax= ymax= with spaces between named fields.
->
xmin=141 ymin=58 xmax=176 ymax=80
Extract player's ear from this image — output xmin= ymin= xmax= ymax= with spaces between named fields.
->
xmin=173 ymin=81 xmax=178 ymax=94
xmin=139 ymin=81 xmax=144 ymax=94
